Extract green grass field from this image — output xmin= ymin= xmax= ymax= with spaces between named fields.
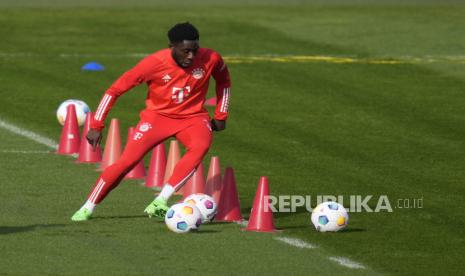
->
xmin=1 ymin=0 xmax=465 ymax=275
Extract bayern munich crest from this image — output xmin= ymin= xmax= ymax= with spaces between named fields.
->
xmin=192 ymin=68 xmax=205 ymax=79
xmin=139 ymin=122 xmax=152 ymax=132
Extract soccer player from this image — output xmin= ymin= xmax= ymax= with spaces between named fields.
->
xmin=71 ymin=22 xmax=231 ymax=221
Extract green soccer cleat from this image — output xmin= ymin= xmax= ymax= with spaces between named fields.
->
xmin=71 ymin=208 xmax=92 ymax=221
xmin=144 ymin=198 xmax=169 ymax=220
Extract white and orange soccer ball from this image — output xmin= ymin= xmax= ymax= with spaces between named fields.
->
xmin=311 ymin=201 xmax=349 ymax=232
xmin=165 ymin=202 xmax=202 ymax=234
xmin=184 ymin=193 xmax=217 ymax=223
xmin=56 ymin=99 xmax=90 ymax=126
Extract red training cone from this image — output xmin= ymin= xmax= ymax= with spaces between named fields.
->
xmin=124 ymin=127 xmax=146 ymax=179
xmin=145 ymin=143 xmax=166 ymax=189
xmin=205 ymin=97 xmax=216 ymax=106
xmin=205 ymin=156 xmax=222 ymax=205
xmin=99 ymin=118 xmax=122 ymax=170
xmin=245 ymin=176 xmax=276 ymax=232
xmin=215 ymin=167 xmax=243 ymax=222
xmin=163 ymin=140 xmax=181 ymax=190
xmin=57 ymin=104 xmax=81 ymax=155
xmin=182 ymin=162 xmax=206 ymax=199
xmin=76 ymin=112 xmax=102 ymax=163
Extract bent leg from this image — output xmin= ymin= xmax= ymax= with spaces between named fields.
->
xmin=168 ymin=118 xmax=212 ymax=191
xmin=87 ymin=121 xmax=169 ymax=204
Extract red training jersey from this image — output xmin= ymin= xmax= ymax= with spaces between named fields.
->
xmin=91 ymin=48 xmax=231 ymax=130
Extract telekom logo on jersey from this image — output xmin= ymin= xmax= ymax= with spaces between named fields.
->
xmin=171 ymin=86 xmax=191 ymax=104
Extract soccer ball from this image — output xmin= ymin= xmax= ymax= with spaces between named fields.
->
xmin=165 ymin=202 xmax=202 ymax=234
xmin=311 ymin=201 xmax=349 ymax=232
xmin=184 ymin=193 xmax=217 ymax=223
xmin=56 ymin=99 xmax=90 ymax=126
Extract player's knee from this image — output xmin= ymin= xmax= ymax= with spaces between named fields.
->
xmin=111 ymin=156 xmax=139 ymax=171
xmin=189 ymin=140 xmax=211 ymax=155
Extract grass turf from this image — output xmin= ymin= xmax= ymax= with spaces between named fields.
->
xmin=1 ymin=1 xmax=465 ymax=275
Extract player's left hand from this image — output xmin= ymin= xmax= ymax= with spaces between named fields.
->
xmin=211 ymin=119 xmax=226 ymax=131
xmin=86 ymin=128 xmax=102 ymax=151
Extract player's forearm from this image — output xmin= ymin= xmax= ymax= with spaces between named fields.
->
xmin=90 ymin=92 xmax=118 ymax=130
xmin=212 ymin=59 xmax=231 ymax=120
xmin=214 ymin=85 xmax=231 ymax=121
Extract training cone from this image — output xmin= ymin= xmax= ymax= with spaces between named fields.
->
xmin=215 ymin=167 xmax=243 ymax=222
xmin=145 ymin=143 xmax=166 ymax=189
xmin=163 ymin=140 xmax=181 ymax=191
xmin=124 ymin=127 xmax=146 ymax=179
xmin=76 ymin=112 xmax=102 ymax=163
xmin=81 ymin=62 xmax=104 ymax=71
xmin=57 ymin=104 xmax=81 ymax=155
xmin=99 ymin=118 xmax=122 ymax=170
xmin=205 ymin=156 xmax=222 ymax=205
xmin=182 ymin=163 xmax=206 ymax=199
xmin=205 ymin=97 xmax=216 ymax=106
xmin=245 ymin=176 xmax=276 ymax=232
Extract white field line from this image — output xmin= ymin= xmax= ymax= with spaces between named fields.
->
xmin=241 ymin=219 xmax=366 ymax=270
xmin=1 ymin=52 xmax=465 ymax=64
xmin=328 ymin=256 xmax=367 ymax=269
xmin=274 ymin=236 xmax=367 ymax=270
xmin=0 ymin=116 xmax=369 ymax=271
xmin=0 ymin=118 xmax=58 ymax=150
xmin=274 ymin=236 xmax=318 ymax=249
xmin=1 ymin=150 xmax=51 ymax=154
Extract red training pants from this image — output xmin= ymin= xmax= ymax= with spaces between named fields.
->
xmin=87 ymin=111 xmax=212 ymax=204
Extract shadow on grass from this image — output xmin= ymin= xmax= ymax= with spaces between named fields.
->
xmin=275 ymin=225 xmax=366 ymax=232
xmin=0 ymin=224 xmax=66 ymax=235
xmin=92 ymin=215 xmax=148 ymax=220
xmin=191 ymin=229 xmax=221 ymax=234
xmin=207 ymin=221 xmax=243 ymax=226
xmin=338 ymin=228 xmax=366 ymax=233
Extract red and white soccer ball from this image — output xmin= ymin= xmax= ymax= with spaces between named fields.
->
xmin=56 ymin=99 xmax=90 ymax=126
xmin=183 ymin=193 xmax=217 ymax=223
xmin=311 ymin=201 xmax=349 ymax=232
xmin=165 ymin=202 xmax=202 ymax=234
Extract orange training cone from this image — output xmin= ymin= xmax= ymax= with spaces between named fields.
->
xmin=99 ymin=118 xmax=122 ymax=170
xmin=205 ymin=156 xmax=222 ymax=206
xmin=145 ymin=143 xmax=166 ymax=189
xmin=205 ymin=97 xmax=216 ymax=106
xmin=163 ymin=139 xmax=181 ymax=187
xmin=124 ymin=127 xmax=146 ymax=179
xmin=245 ymin=176 xmax=276 ymax=232
xmin=215 ymin=167 xmax=243 ymax=222
xmin=76 ymin=112 xmax=102 ymax=163
xmin=182 ymin=162 xmax=206 ymax=199
xmin=57 ymin=104 xmax=81 ymax=155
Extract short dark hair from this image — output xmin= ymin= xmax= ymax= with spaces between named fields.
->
xmin=168 ymin=22 xmax=199 ymax=43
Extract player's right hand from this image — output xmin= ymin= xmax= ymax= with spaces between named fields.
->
xmin=86 ymin=128 xmax=102 ymax=151
xmin=211 ymin=119 xmax=226 ymax=131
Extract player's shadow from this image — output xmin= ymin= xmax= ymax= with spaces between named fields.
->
xmin=92 ymin=215 xmax=148 ymax=220
xmin=0 ymin=224 xmax=66 ymax=235
xmin=191 ymin=229 xmax=221 ymax=234
xmin=338 ymin=228 xmax=366 ymax=233
xmin=207 ymin=221 xmax=241 ymax=225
